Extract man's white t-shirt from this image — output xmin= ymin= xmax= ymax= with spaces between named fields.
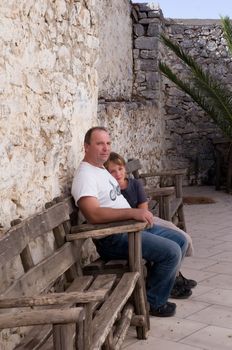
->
xmin=71 ymin=161 xmax=131 ymax=209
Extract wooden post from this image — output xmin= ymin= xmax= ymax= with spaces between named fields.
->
xmin=134 ymin=231 xmax=149 ymax=338
xmin=226 ymin=144 xmax=232 ymax=193
xmin=10 ymin=219 xmax=35 ymax=272
xmin=20 ymin=245 xmax=34 ymax=272
xmin=215 ymin=148 xmax=221 ymax=190
xmin=128 ymin=233 xmax=135 ymax=272
xmin=53 ymin=323 xmax=75 ymax=350
xmin=163 ymin=195 xmax=171 ymax=221
xmin=175 ymin=174 xmax=182 ymax=198
xmin=83 ymin=303 xmax=92 ymax=350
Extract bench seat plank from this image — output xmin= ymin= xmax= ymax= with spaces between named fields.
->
xmin=92 ymin=272 xmax=139 ymax=350
xmin=83 ymin=259 xmax=129 ymax=275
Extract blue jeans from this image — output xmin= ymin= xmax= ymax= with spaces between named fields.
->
xmin=95 ymin=224 xmax=188 ymax=309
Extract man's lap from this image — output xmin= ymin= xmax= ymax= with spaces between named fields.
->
xmin=95 ymin=226 xmax=182 ymax=262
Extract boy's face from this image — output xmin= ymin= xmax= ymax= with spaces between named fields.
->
xmin=106 ymin=161 xmax=126 ymax=188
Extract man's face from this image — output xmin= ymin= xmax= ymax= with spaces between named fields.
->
xmin=84 ymin=129 xmax=111 ymax=167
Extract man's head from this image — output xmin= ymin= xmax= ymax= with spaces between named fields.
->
xmin=83 ymin=126 xmax=111 ymax=167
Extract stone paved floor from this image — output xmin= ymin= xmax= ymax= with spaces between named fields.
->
xmin=123 ymin=186 xmax=232 ymax=350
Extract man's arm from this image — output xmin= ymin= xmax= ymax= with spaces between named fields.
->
xmin=78 ymin=196 xmax=154 ymax=225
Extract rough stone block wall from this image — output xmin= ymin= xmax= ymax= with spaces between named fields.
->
xmin=97 ymin=0 xmax=133 ymax=100
xmin=0 ymin=0 xmax=98 ymax=230
xmin=132 ymin=2 xmax=164 ymax=103
xmin=98 ymin=101 xmax=164 ymax=171
xmin=98 ymin=3 xmax=165 ymax=173
xmin=0 ymin=1 xmax=99 ymax=347
xmin=160 ymin=19 xmax=232 ymax=184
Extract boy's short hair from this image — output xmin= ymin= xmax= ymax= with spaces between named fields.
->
xmin=104 ymin=152 xmax=126 ymax=169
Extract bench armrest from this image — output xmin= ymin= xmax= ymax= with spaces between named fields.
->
xmin=145 ymin=186 xmax=175 ymax=198
xmin=67 ymin=220 xmax=147 ymax=240
xmin=140 ymin=168 xmax=187 ymax=178
xmin=0 ymin=290 xmax=108 ymax=309
xmin=0 ymin=307 xmax=84 ymax=329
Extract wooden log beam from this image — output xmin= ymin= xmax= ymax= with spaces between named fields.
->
xmin=0 ymin=290 xmax=107 ymax=308
xmin=0 ymin=307 xmax=84 ymax=329
xmin=68 ymin=221 xmax=147 ymax=240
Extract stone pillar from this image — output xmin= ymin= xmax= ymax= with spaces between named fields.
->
xmin=131 ymin=3 xmax=164 ymax=103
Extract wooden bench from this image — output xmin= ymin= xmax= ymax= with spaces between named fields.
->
xmin=126 ymin=159 xmax=187 ymax=230
xmin=213 ymin=137 xmax=232 ymax=193
xmin=63 ymin=196 xmax=150 ymax=341
xmin=0 ymin=199 xmax=148 ymax=350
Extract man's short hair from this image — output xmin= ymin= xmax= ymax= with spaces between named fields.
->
xmin=84 ymin=126 xmax=108 ymax=144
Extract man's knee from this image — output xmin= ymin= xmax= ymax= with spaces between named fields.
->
xmin=170 ymin=243 xmax=182 ymax=265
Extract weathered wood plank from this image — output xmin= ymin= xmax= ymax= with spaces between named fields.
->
xmin=53 ymin=323 xmax=75 ymax=350
xmin=0 ymin=290 xmax=108 ymax=308
xmin=112 ymin=303 xmax=134 ymax=350
xmin=134 ymin=231 xmax=149 ymax=339
xmin=0 ymin=202 xmax=69 ymax=267
xmin=68 ymin=221 xmax=146 ymax=240
xmin=70 ymin=219 xmax=146 ymax=233
xmin=140 ymin=168 xmax=187 ymax=177
xmin=125 ymin=159 xmax=142 ymax=173
xmin=91 ymin=272 xmax=139 ymax=350
xmin=65 ymin=275 xmax=93 ymax=293
xmin=20 ymin=245 xmax=34 ymax=272
xmin=14 ymin=276 xmax=93 ymax=350
xmin=86 ymin=274 xmax=117 ymax=313
xmin=14 ymin=325 xmax=53 ymax=350
xmin=170 ymin=198 xmax=182 ymax=219
xmin=0 ymin=307 xmax=84 ymax=328
xmin=145 ymin=186 xmax=175 ymax=197
xmin=83 ymin=259 xmax=128 ymax=275
xmin=1 ymin=243 xmax=76 ymax=298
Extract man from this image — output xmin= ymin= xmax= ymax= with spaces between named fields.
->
xmin=72 ymin=126 xmax=188 ymax=317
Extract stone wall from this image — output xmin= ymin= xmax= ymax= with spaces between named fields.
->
xmin=0 ymin=0 xmax=99 ymax=229
xmin=1 ymin=3 xmax=231 ymax=229
xmin=97 ymin=0 xmax=133 ymax=100
xmin=98 ymin=3 xmax=165 ymax=173
xmin=98 ymin=101 xmax=164 ymax=171
xmin=0 ymin=1 xmax=100 ymax=348
xmin=132 ymin=2 xmax=164 ymax=103
xmin=162 ymin=19 xmax=232 ymax=184
xmin=131 ymin=3 xmax=232 ymax=184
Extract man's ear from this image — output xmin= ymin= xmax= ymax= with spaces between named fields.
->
xmin=84 ymin=142 xmax=89 ymax=153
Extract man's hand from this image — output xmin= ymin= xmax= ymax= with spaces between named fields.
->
xmin=131 ymin=208 xmax=155 ymax=226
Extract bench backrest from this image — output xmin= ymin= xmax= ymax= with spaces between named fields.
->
xmin=0 ymin=201 xmax=79 ymax=298
xmin=125 ymin=158 xmax=187 ymax=230
xmin=126 ymin=158 xmax=143 ymax=179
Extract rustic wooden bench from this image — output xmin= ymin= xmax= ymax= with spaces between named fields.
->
xmin=213 ymin=137 xmax=232 ymax=193
xmin=126 ymin=159 xmax=187 ymax=230
xmin=63 ymin=196 xmax=150 ymax=341
xmin=0 ymin=198 xmax=148 ymax=350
